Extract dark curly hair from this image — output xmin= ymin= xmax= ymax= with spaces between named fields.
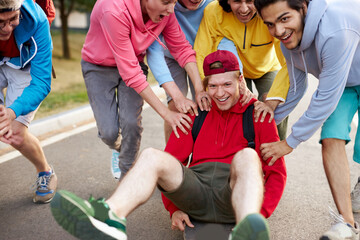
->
xmin=218 ymin=0 xmax=232 ymax=13
xmin=254 ymin=0 xmax=309 ymax=17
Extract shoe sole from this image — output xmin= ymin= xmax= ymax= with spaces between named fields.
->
xmin=33 ymin=194 xmax=54 ymax=204
xmin=319 ymin=234 xmax=357 ymax=240
xmin=111 ymin=151 xmax=121 ymax=179
xmin=231 ymin=214 xmax=270 ymax=240
xmin=51 ymin=190 xmax=127 ymax=240
xmin=352 ymin=207 xmax=360 ymax=213
xmin=351 ymin=203 xmax=360 ymax=213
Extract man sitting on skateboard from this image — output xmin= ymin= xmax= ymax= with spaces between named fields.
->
xmin=50 ymin=50 xmax=287 ymax=240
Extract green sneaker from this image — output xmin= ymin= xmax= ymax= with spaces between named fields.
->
xmin=50 ymin=190 xmax=127 ymax=240
xmin=229 ymin=213 xmax=270 ymax=240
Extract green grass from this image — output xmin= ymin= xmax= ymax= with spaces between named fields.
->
xmin=38 ymin=83 xmax=89 ymax=117
xmin=36 ymin=30 xmax=157 ymax=119
xmin=35 ymin=30 xmax=88 ymax=119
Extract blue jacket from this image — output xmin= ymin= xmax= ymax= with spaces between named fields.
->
xmin=146 ymin=0 xmax=241 ymax=86
xmin=275 ymin=0 xmax=360 ymax=149
xmin=0 ymin=0 xmax=52 ymax=117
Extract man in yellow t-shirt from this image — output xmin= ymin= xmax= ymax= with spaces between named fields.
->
xmin=194 ymin=0 xmax=289 ymax=140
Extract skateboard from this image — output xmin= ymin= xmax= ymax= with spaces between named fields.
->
xmin=183 ymin=219 xmax=234 ymax=240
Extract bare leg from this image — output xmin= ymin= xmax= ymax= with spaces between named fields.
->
xmin=10 ymin=121 xmax=50 ymax=173
xmin=322 ymin=138 xmax=354 ymax=226
xmin=106 ymin=147 xmax=183 ymax=218
xmin=164 ymin=100 xmax=177 ymax=143
xmin=230 ymin=148 xmax=264 ymax=223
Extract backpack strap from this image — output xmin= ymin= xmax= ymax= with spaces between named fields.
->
xmin=243 ymin=104 xmax=255 ymax=149
xmin=192 ymin=109 xmax=208 ymax=142
xmin=187 ymin=109 xmax=208 ymax=167
xmin=34 ymin=0 xmax=56 ymax=25
xmin=191 ymin=104 xmax=255 ymax=149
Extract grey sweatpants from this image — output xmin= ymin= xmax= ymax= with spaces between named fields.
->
xmin=81 ymin=60 xmax=148 ymax=174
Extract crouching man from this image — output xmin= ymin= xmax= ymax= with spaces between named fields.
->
xmin=0 ymin=0 xmax=56 ymax=203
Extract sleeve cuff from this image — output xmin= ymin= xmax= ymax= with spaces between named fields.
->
xmin=156 ymin=75 xmax=174 ymax=86
xmin=286 ymin=134 xmax=301 ymax=149
xmin=265 ymin=97 xmax=285 ymax=104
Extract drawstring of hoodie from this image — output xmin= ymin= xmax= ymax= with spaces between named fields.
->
xmin=215 ymin=112 xmax=221 ymax=145
xmin=290 ymin=53 xmax=297 ymax=93
xmin=221 ymin=113 xmax=230 ymax=147
xmin=290 ymin=51 xmax=309 ymax=94
xmin=145 ymin=27 xmax=168 ymax=50
xmin=301 ymin=51 xmax=309 ymax=82
xmin=215 ymin=111 xmax=231 ymax=146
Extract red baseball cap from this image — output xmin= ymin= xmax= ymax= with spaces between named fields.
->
xmin=203 ymin=50 xmax=240 ymax=77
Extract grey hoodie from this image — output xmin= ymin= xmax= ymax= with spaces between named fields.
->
xmin=275 ymin=0 xmax=360 ymax=149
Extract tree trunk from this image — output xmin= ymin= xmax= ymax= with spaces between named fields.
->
xmin=59 ymin=0 xmax=70 ymax=59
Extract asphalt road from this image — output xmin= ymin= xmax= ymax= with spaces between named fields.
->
xmin=0 ymin=75 xmax=359 ymax=240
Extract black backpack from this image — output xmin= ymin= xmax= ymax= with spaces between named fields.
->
xmin=191 ymin=104 xmax=255 ymax=149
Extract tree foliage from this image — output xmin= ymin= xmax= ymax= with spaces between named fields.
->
xmin=53 ymin=0 xmax=96 ymax=59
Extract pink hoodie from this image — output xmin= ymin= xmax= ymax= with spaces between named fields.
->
xmin=81 ymin=0 xmax=196 ymax=94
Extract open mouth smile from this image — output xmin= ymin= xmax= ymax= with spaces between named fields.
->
xmin=239 ymin=11 xmax=251 ymax=17
xmin=189 ymin=0 xmax=201 ymax=4
xmin=217 ymin=97 xmax=229 ymax=102
xmin=280 ymin=31 xmax=292 ymax=41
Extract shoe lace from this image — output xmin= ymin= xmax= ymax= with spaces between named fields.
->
xmin=329 ymin=206 xmax=346 ymax=224
xmin=328 ymin=206 xmax=360 ymax=236
xmin=352 ymin=180 xmax=360 ymax=197
xmin=32 ymin=174 xmax=51 ymax=191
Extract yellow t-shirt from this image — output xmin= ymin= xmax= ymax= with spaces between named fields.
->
xmin=194 ymin=1 xmax=289 ymax=101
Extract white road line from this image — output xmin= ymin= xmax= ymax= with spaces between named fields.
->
xmin=0 ymin=123 xmax=97 ymax=164
xmin=0 ymin=102 xmax=154 ymax=164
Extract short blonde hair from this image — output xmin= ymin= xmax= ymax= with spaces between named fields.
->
xmin=0 ymin=0 xmax=23 ymax=11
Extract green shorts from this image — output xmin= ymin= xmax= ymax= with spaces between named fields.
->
xmin=161 ymin=162 xmax=235 ymax=223
xmin=320 ymin=86 xmax=360 ymax=163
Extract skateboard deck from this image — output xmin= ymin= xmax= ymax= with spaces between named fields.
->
xmin=183 ymin=220 xmax=234 ymax=240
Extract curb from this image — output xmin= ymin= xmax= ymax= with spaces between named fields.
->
xmin=0 ymin=85 xmax=165 ymax=151
xmin=30 ymin=104 xmax=94 ymax=137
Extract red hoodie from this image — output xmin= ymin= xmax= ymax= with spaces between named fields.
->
xmin=162 ymin=98 xmax=287 ymax=219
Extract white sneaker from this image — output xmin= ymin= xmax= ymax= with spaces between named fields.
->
xmin=320 ymin=208 xmax=359 ymax=240
xmin=351 ymin=177 xmax=360 ymax=213
xmin=111 ymin=150 xmax=121 ymax=179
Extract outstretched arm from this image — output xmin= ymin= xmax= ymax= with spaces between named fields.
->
xmin=255 ymin=115 xmax=287 ymax=218
xmin=162 ymin=81 xmax=198 ymax=116
xmin=147 ymin=40 xmax=197 ymax=115
xmin=184 ymin=62 xmax=211 ymax=112
xmin=139 ymin=86 xmax=192 ymax=138
xmin=260 ymin=140 xmax=293 ymax=166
